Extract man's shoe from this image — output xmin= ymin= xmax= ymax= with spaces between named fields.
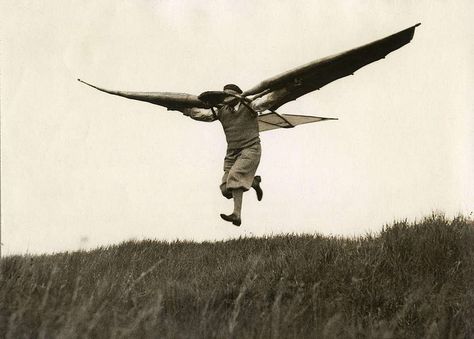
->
xmin=253 ymin=176 xmax=263 ymax=201
xmin=220 ymin=213 xmax=241 ymax=226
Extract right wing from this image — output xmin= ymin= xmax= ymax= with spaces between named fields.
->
xmin=244 ymin=23 xmax=421 ymax=111
xmin=77 ymin=79 xmax=210 ymax=111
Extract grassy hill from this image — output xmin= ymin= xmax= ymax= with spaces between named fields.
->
xmin=1 ymin=214 xmax=473 ymax=338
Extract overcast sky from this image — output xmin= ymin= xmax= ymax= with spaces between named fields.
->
xmin=1 ymin=1 xmax=473 ymax=254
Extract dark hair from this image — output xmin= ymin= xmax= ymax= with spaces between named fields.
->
xmin=223 ymin=84 xmax=243 ymax=94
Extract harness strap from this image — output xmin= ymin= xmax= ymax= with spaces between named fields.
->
xmin=211 ymin=106 xmax=218 ymax=120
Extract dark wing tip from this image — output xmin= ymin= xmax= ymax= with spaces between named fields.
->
xmin=77 ymin=79 xmax=108 ymax=93
xmin=77 ymin=78 xmax=93 ymax=87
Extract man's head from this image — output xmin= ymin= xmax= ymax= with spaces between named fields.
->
xmin=223 ymin=84 xmax=243 ymax=95
xmin=223 ymin=84 xmax=242 ymax=105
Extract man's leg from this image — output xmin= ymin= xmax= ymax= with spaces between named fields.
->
xmin=220 ymin=188 xmax=243 ymax=226
xmin=232 ymin=189 xmax=243 ymax=217
xmin=220 ymin=144 xmax=260 ymax=226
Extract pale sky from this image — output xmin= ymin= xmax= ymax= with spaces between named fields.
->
xmin=1 ymin=1 xmax=473 ymax=254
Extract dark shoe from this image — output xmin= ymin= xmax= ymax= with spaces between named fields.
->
xmin=252 ymin=175 xmax=263 ymax=201
xmin=220 ymin=213 xmax=241 ymax=226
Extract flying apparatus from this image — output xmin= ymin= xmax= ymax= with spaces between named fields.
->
xmin=79 ymin=24 xmax=420 ymax=226
xmin=78 ymin=23 xmax=420 ymax=131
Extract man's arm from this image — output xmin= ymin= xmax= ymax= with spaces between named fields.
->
xmin=250 ymin=87 xmax=291 ymax=112
xmin=181 ymin=107 xmax=218 ymax=122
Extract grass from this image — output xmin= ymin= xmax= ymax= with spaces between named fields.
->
xmin=1 ymin=214 xmax=473 ymax=338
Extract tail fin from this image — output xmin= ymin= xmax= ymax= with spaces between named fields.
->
xmin=258 ymin=111 xmax=337 ymax=132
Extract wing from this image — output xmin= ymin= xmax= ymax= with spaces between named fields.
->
xmin=258 ymin=112 xmax=337 ymax=132
xmin=244 ymin=23 xmax=421 ymax=111
xmin=77 ymin=79 xmax=210 ymax=111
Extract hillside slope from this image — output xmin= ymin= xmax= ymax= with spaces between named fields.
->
xmin=1 ymin=214 xmax=473 ymax=338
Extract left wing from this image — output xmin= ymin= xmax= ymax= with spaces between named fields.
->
xmin=78 ymin=79 xmax=210 ymax=111
xmin=243 ymin=23 xmax=421 ymax=111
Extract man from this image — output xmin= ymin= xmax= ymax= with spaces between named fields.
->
xmin=183 ymin=84 xmax=264 ymax=226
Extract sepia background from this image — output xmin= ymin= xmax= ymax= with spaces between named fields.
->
xmin=1 ymin=1 xmax=473 ymax=254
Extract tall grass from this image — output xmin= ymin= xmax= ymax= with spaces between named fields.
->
xmin=1 ymin=214 xmax=473 ymax=338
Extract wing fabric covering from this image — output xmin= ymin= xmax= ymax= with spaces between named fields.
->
xmin=258 ymin=112 xmax=336 ymax=132
xmin=244 ymin=24 xmax=421 ymax=111
xmin=77 ymin=79 xmax=210 ymax=110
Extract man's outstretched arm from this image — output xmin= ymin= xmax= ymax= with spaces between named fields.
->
xmin=181 ymin=107 xmax=218 ymax=122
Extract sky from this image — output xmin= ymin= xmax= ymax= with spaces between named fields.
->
xmin=1 ymin=1 xmax=473 ymax=254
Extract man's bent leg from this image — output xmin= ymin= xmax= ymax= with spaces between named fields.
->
xmin=252 ymin=176 xmax=263 ymax=201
